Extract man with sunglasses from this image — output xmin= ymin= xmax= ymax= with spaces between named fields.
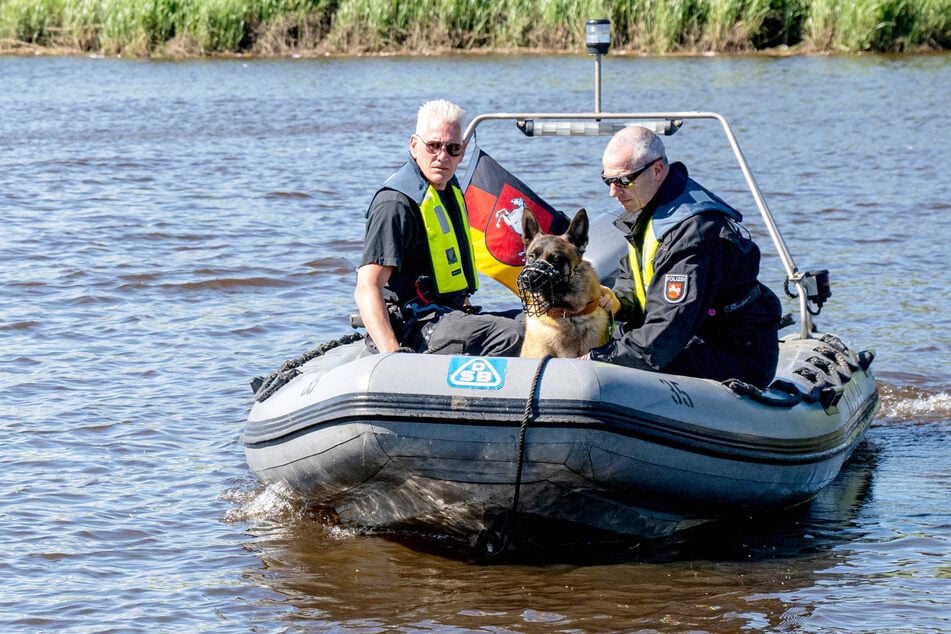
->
xmin=355 ymin=99 xmax=523 ymax=356
xmin=585 ymin=125 xmax=782 ymax=389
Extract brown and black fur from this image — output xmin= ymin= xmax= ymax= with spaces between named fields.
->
xmin=519 ymin=208 xmax=621 ymax=358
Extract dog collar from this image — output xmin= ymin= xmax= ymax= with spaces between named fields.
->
xmin=545 ymin=299 xmax=601 ymax=320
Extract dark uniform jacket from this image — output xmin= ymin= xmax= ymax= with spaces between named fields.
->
xmin=589 ymin=163 xmax=781 ymax=387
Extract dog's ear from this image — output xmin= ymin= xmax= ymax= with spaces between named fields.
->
xmin=522 ymin=209 xmax=541 ymax=248
xmin=565 ymin=208 xmax=589 ymax=254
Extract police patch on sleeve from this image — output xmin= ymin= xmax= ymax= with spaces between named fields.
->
xmin=664 ymin=274 xmax=688 ymax=304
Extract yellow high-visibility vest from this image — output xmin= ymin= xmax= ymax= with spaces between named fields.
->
xmin=379 ymin=159 xmax=479 ymax=298
xmin=418 ymin=184 xmax=479 ymax=295
xmin=627 ymin=218 xmax=659 ymax=311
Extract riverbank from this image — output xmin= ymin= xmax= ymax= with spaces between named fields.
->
xmin=1 ymin=0 xmax=949 ymax=59
xmin=2 ymin=40 xmax=947 ymax=62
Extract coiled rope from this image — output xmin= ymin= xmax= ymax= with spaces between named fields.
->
xmin=251 ymin=332 xmax=365 ymax=402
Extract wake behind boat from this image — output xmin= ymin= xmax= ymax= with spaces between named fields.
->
xmin=242 ymin=22 xmax=879 ymax=555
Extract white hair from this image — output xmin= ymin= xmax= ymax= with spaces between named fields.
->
xmin=604 ymin=125 xmax=667 ymax=169
xmin=416 ymin=99 xmax=466 ymax=135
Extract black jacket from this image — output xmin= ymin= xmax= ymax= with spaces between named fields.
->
xmin=589 ymin=163 xmax=781 ymax=384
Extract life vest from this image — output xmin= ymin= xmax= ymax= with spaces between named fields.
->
xmin=380 ymin=159 xmax=479 ymax=297
xmin=627 ymin=217 xmax=658 ymax=311
xmin=627 ymin=177 xmax=742 ymax=310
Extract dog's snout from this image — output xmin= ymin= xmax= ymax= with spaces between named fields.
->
xmin=518 ymin=266 xmax=548 ymax=287
xmin=517 ymin=259 xmax=558 ymax=289
xmin=517 ymin=259 xmax=566 ymax=317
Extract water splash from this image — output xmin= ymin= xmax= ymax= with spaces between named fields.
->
xmin=221 ymin=482 xmax=297 ymax=524
xmin=877 ymin=382 xmax=951 ymax=425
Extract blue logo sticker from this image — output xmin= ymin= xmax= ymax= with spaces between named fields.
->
xmin=447 ymin=357 xmax=507 ymax=390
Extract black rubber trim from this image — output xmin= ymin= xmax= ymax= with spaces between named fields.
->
xmin=243 ymin=390 xmax=878 ymax=466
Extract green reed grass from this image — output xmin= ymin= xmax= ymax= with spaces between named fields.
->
xmin=1 ymin=0 xmax=948 ymax=56
xmin=804 ymin=0 xmax=951 ymax=51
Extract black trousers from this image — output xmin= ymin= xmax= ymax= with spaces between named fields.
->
xmin=366 ymin=308 xmax=524 ymax=357
xmin=664 ymin=331 xmax=780 ymax=389
xmin=420 ymin=309 xmax=524 ymax=356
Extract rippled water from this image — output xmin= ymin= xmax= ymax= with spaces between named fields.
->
xmin=1 ymin=53 xmax=949 ymax=632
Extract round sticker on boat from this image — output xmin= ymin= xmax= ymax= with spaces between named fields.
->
xmin=447 ymin=357 xmax=506 ymax=390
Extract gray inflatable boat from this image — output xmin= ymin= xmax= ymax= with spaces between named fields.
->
xmin=244 ymin=330 xmax=877 ymax=546
xmin=243 ymin=100 xmax=880 ymax=551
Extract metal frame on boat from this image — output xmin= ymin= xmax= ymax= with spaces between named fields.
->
xmin=463 ymin=113 xmax=828 ymax=343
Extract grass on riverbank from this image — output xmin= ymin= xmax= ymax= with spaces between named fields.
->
xmin=1 ymin=0 xmax=949 ymax=57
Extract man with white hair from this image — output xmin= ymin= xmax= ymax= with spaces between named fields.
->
xmin=586 ymin=125 xmax=781 ymax=388
xmin=355 ymin=99 xmax=523 ymax=355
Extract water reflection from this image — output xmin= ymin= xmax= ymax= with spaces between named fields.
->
xmin=237 ymin=440 xmax=879 ymax=630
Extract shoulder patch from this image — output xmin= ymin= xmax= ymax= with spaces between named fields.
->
xmin=664 ymin=274 xmax=689 ymax=304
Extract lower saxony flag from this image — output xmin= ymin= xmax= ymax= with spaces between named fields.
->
xmin=461 ymin=147 xmax=569 ymax=293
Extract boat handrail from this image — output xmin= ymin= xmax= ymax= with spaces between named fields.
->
xmin=464 ymin=111 xmax=816 ymax=338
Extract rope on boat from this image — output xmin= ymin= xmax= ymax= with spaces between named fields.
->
xmin=477 ymin=354 xmax=552 ymax=559
xmin=250 ymin=332 xmax=365 ymax=402
xmin=794 ymin=334 xmax=869 ymax=390
xmin=511 ymin=356 xmax=553 ymax=521
xmin=818 ymin=333 xmax=874 ymax=371
xmin=484 ymin=354 xmax=552 ymax=555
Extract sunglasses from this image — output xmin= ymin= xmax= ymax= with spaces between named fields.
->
xmin=601 ymin=157 xmax=661 ymax=188
xmin=417 ymin=136 xmax=465 ymax=158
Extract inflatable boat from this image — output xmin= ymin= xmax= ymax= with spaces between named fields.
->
xmin=244 ymin=329 xmax=877 ymax=550
xmin=242 ymin=63 xmax=879 ymax=551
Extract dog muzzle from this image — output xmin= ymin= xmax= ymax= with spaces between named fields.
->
xmin=516 ymin=259 xmax=571 ymax=317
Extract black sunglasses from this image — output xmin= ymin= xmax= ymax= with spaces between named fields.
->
xmin=601 ymin=157 xmax=661 ymax=188
xmin=417 ymin=136 xmax=465 ymax=157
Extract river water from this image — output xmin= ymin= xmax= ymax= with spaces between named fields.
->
xmin=1 ymin=52 xmax=949 ymax=632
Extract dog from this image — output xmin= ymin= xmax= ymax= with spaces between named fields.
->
xmin=517 ymin=208 xmax=620 ymax=358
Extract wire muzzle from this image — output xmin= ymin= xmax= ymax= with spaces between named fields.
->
xmin=516 ymin=260 xmax=570 ymax=317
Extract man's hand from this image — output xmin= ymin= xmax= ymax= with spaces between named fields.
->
xmin=598 ymin=285 xmax=621 ymax=314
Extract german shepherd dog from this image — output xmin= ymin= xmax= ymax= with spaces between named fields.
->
xmin=517 ymin=208 xmax=620 ymax=358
